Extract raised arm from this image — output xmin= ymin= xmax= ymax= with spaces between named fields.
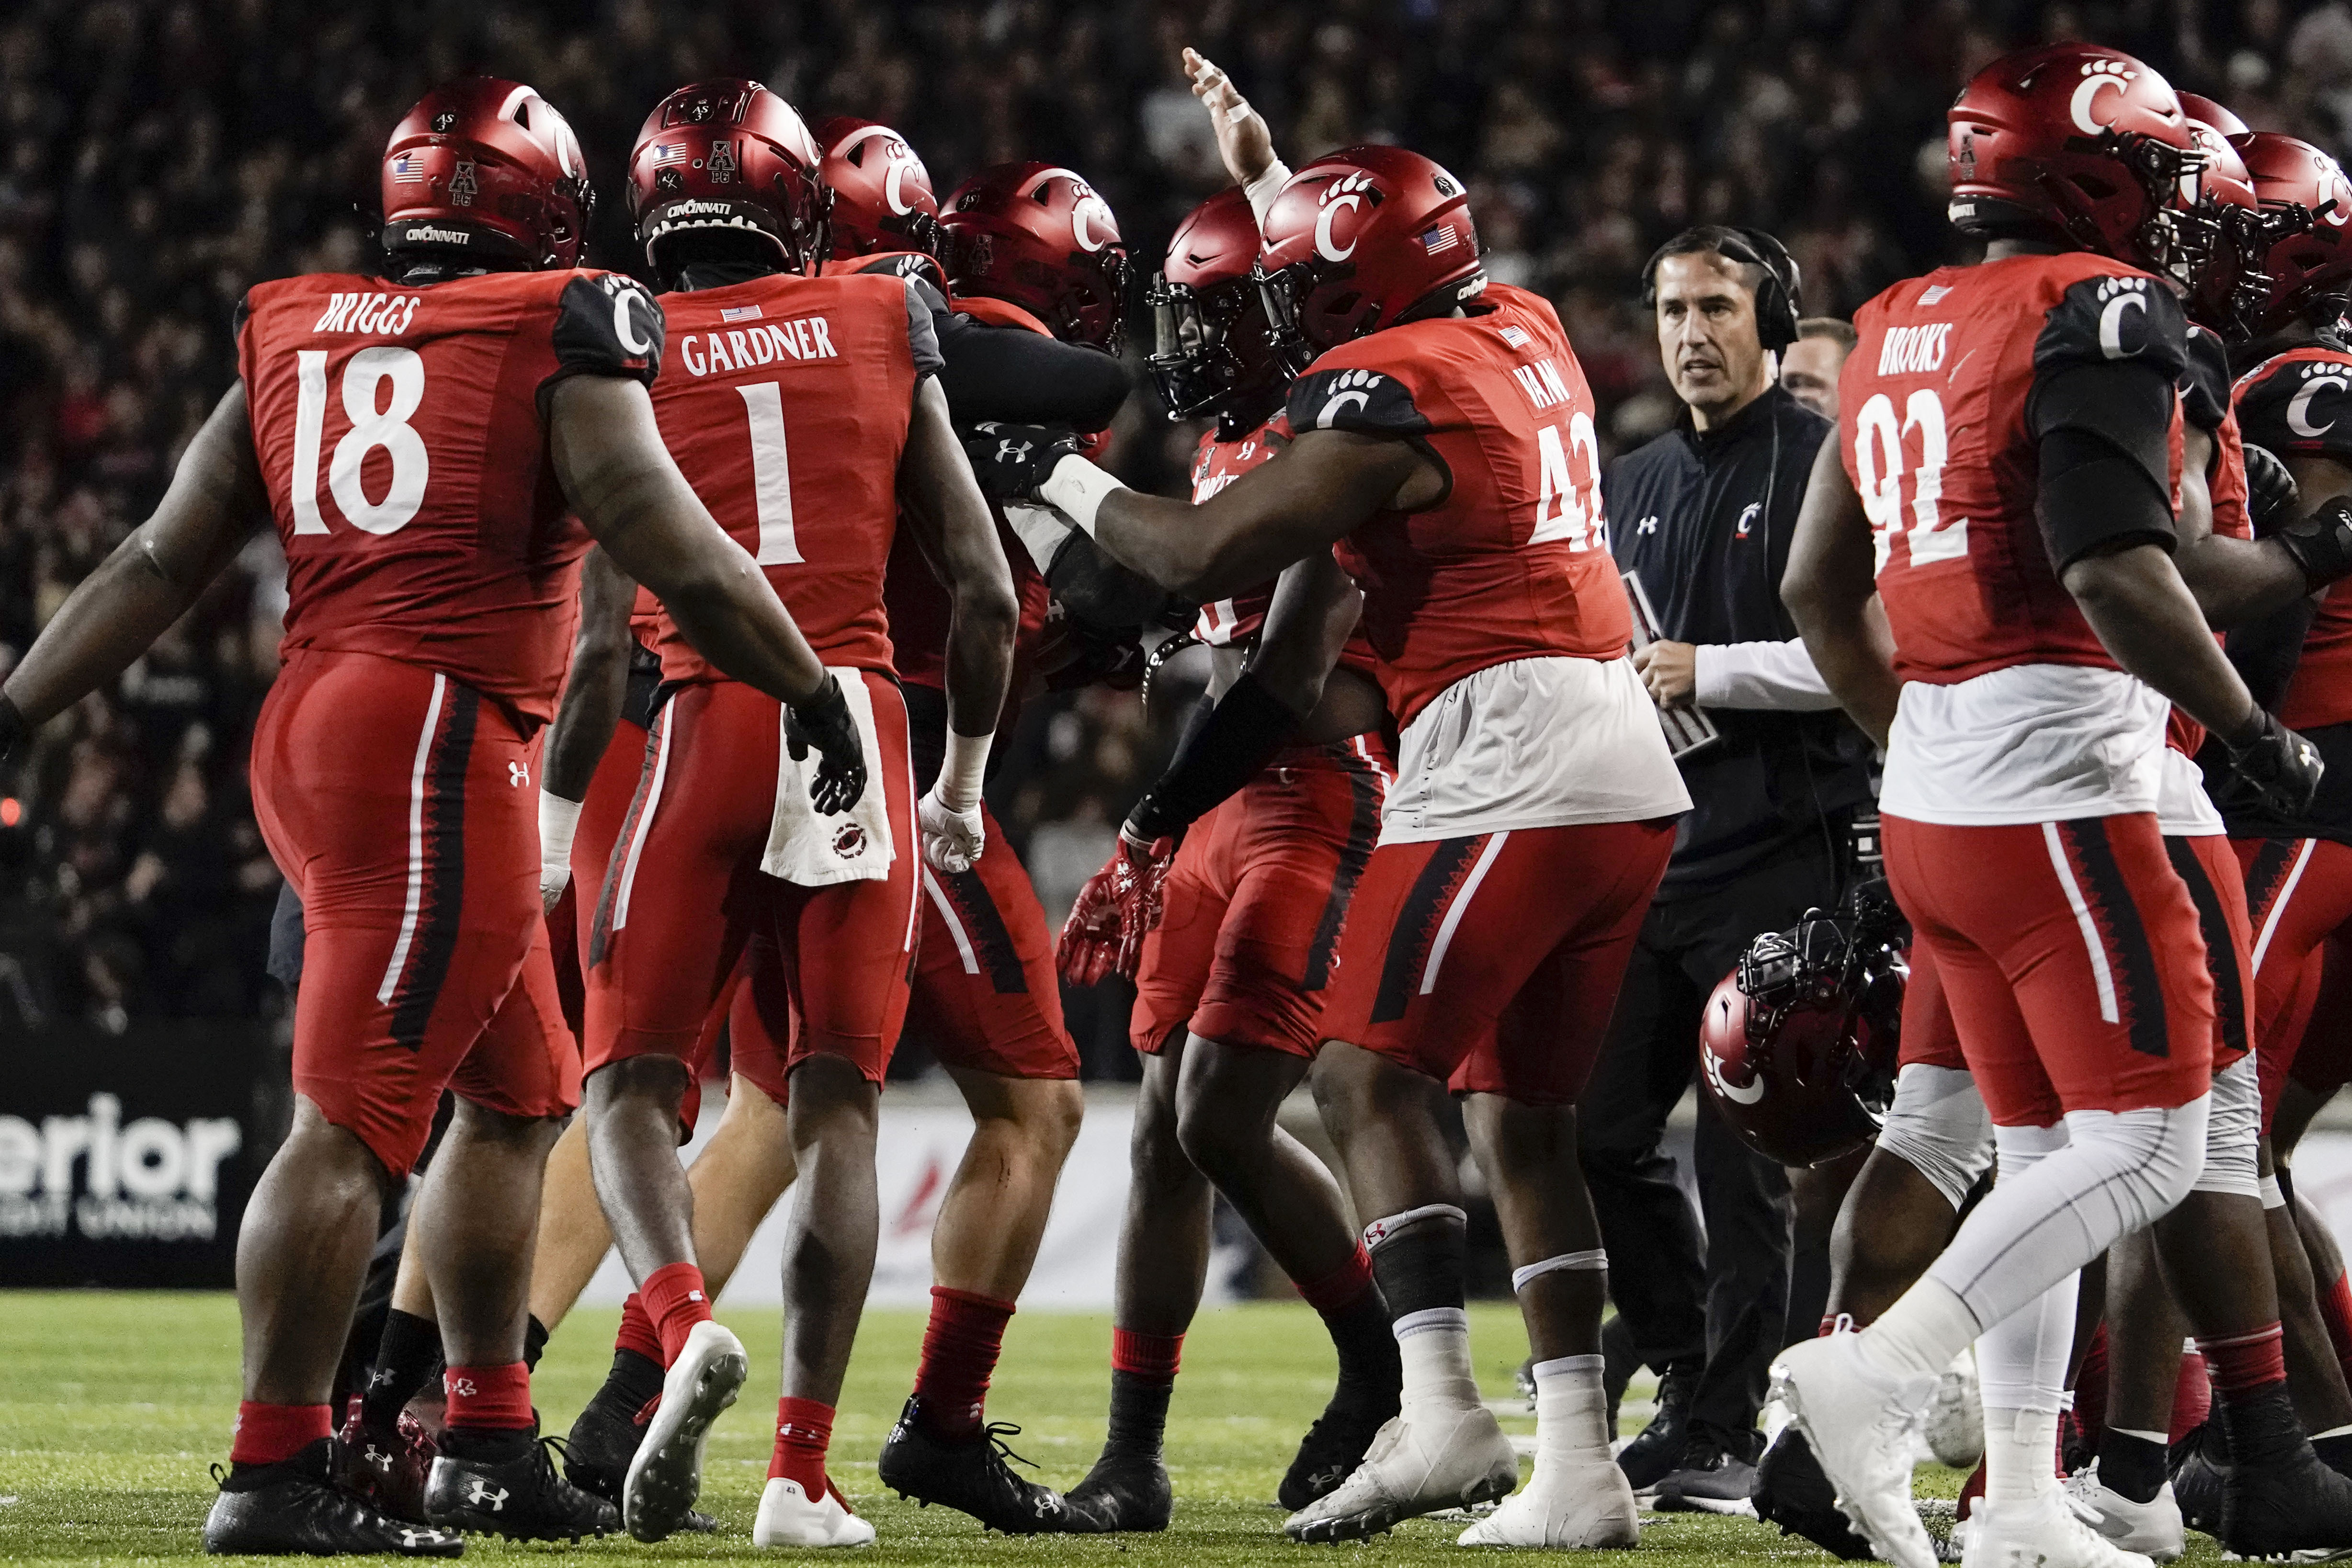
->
xmin=2 ymin=383 xmax=266 ymax=750
xmin=897 ymin=375 xmax=1020 ymax=870
xmin=1781 ymin=437 xmax=1900 ymax=748
xmin=548 ymin=373 xmax=864 ymax=812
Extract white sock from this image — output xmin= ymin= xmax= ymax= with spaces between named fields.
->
xmin=2112 ymin=1427 xmax=2169 ymax=1445
xmin=1984 ymin=1407 xmax=2060 ymax=1508
xmin=1859 ymin=1276 xmax=1982 ymax=1384
xmin=1976 ymin=1269 xmax=2075 ymax=1508
xmin=1529 ymin=1354 xmax=1611 ymax=1476
xmin=1395 ymin=1307 xmax=1480 ymax=1414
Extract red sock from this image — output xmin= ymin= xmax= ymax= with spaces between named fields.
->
xmin=443 ymin=1363 xmax=533 ymax=1432
xmin=2323 ymin=1271 xmax=2352 ymax=1375
xmin=1112 ymin=1328 xmax=1183 ymax=1385
xmin=768 ymin=1397 xmax=834 ymax=1495
xmin=641 ymin=1261 xmax=714 ymax=1367
xmin=2171 ymin=1347 xmax=2212 ymax=1443
xmin=614 ymin=1293 xmax=664 ymax=1364
xmin=231 ymin=1401 xmax=332 ymax=1466
xmin=911 ymin=1287 xmax=1015 ymax=1440
xmin=1297 ymin=1242 xmax=1376 ymax=1316
xmin=2197 ymin=1322 xmax=2288 ymax=1405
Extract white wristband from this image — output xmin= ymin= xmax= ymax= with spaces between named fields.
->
xmin=937 ymin=728 xmax=991 ymax=812
xmin=1003 ymin=502 xmax=1076 ymax=574
xmin=1243 ymin=159 xmax=1294 ymax=227
xmin=539 ymin=792 xmax=583 ymax=864
xmin=1038 ymin=454 xmax=1127 ymax=538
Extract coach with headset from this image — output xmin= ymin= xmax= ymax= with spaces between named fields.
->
xmin=1580 ymin=226 xmax=1879 ymax=1510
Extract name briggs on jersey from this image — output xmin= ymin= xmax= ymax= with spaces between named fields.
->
xmin=310 ymin=291 xmax=422 ymax=335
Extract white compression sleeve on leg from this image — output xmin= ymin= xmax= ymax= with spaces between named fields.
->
xmin=2191 ymin=1052 xmax=2261 ymax=1199
xmin=1973 ymin=1124 xmax=2075 ymax=1508
xmin=1875 ymin=1063 xmax=1996 ymax=1211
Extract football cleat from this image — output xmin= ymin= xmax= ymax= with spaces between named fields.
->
xmin=754 ymin=1476 xmax=876 ymax=1548
xmin=1926 ymin=1348 xmax=1985 ymax=1470
xmin=1282 ymin=1406 xmax=1519 ymax=1542
xmin=2063 ymin=1462 xmax=2184 ymax=1563
xmin=875 ymin=1397 xmax=1071 ymax=1534
xmin=1754 ymin=1425 xmax=1877 ymax=1559
xmin=1279 ymin=1384 xmax=1399 ymax=1511
xmin=623 ymin=1319 xmax=747 ymax=1543
xmin=1063 ymin=1446 xmax=1172 ymax=1533
xmin=423 ymin=1432 xmax=616 ymax=1542
xmin=1616 ymin=1370 xmax=1695 ymax=1490
xmin=1654 ymin=1435 xmax=1760 ymax=1516
xmin=1961 ymin=1490 xmax=2154 ymax=1568
xmin=1456 ymin=1456 xmax=1637 ymax=1548
xmin=559 ymin=1362 xmax=655 ymax=1504
xmin=1770 ymin=1332 xmax=1938 ymax=1568
xmin=333 ymin=1401 xmax=437 ymax=1524
xmin=205 ymin=1442 xmax=463 ymax=1557
xmin=2168 ymin=1420 xmax=2225 ymax=1537
xmin=2217 ymin=1431 xmax=2352 ymax=1558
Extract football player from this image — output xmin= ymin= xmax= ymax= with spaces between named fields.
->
xmin=0 ymin=76 xmax=869 ymax=1555
xmin=558 ymin=80 xmax=1015 ymax=1548
xmin=1050 ymin=179 xmax=1404 ymax=1532
xmin=968 ymin=145 xmax=1693 ymax=1546
xmin=1779 ymin=44 xmax=2352 ymax=1568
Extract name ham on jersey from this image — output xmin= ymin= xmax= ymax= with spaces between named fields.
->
xmin=647 ymin=270 xmax=942 ymax=682
xmin=237 ymin=267 xmax=663 ymax=721
xmin=1284 ymin=282 xmax=1626 ymax=728
xmin=2236 ymin=336 xmax=2352 ymax=731
xmin=1840 ymin=252 xmax=2191 ymax=684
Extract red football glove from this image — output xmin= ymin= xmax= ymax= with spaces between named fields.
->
xmin=1057 ymin=831 xmax=1179 ymax=987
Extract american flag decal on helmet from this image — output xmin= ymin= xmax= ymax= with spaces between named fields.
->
xmin=1420 ymin=223 xmax=1458 ymax=255
xmin=651 ymin=142 xmax=688 ymax=166
xmin=391 ymin=153 xmax=426 ymax=183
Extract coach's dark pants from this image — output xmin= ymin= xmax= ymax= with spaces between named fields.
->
xmin=1579 ymin=842 xmax=1838 ymax=1459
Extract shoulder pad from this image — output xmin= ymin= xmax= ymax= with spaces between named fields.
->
xmin=2237 ymin=351 xmax=2352 ymax=464
xmin=1285 ymin=365 xmax=1430 ymax=439
xmin=2033 ymin=270 xmax=2189 ymax=386
xmin=553 ymin=273 xmax=664 ymax=386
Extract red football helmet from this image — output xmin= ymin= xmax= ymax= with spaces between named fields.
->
xmin=381 ymin=77 xmax=591 ymax=269
xmin=941 ymin=162 xmax=1127 ymax=349
xmin=1697 ymin=891 xmax=1906 ymax=1169
xmin=626 ymin=80 xmax=828 ymax=277
xmin=1946 ymin=44 xmax=2206 ymax=283
xmin=813 ymin=117 xmax=942 ymax=261
xmin=1148 ymin=188 xmax=1287 ymax=421
xmin=2182 ymin=107 xmax=2275 ymax=337
xmin=2178 ymin=92 xmax=2251 ymax=140
xmin=1256 ymin=146 xmax=1484 ymax=360
xmin=2236 ymin=133 xmax=2352 ymax=335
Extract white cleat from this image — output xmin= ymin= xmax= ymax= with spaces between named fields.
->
xmin=1770 ymin=1333 xmax=1938 ymax=1568
xmin=754 ymin=1477 xmax=876 ymax=1548
xmin=1456 ymin=1457 xmax=1638 ymax=1548
xmin=1284 ymin=1407 xmax=1521 ymax=1542
xmin=1964 ymin=1490 xmax=2157 ymax=1568
xmin=1926 ymin=1349 xmax=1984 ymax=1470
xmin=624 ymin=1319 xmax=748 ymax=1543
xmin=2062 ymin=1463 xmax=2183 ymax=1563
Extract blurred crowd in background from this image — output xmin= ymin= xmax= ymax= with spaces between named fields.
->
xmin=3 ymin=0 xmax=2349 ymax=1040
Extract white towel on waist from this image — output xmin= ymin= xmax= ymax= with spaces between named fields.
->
xmin=760 ymin=667 xmax=895 ymax=887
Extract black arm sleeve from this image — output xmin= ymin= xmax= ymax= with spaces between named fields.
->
xmin=935 ymin=313 xmax=1131 ymax=431
xmin=2225 ymin=596 xmax=2321 ymax=712
xmin=1125 ymin=672 xmax=1303 ymax=841
xmin=2029 ymin=360 xmax=2178 ymax=569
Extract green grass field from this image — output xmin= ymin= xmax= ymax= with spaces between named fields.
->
xmin=0 ymin=1291 xmax=2178 ymax=1566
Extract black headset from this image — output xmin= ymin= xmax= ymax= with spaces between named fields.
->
xmin=1640 ymin=225 xmax=1803 ymax=353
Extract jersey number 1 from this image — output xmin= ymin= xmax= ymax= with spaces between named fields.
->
xmin=1853 ymin=388 xmax=1964 ymax=572
xmin=738 ymin=382 xmax=801 ymax=565
xmin=290 ymin=348 xmax=429 ymax=536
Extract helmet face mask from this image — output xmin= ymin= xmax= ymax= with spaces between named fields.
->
xmin=2237 ymin=133 xmax=2352 ymax=337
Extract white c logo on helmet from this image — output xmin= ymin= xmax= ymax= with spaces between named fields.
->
xmin=1316 ymin=192 xmax=1364 ymax=262
xmin=1072 ymin=193 xmax=1114 ymax=253
xmin=1704 ymin=1035 xmax=1766 ymax=1105
xmin=884 ymin=157 xmax=914 ymax=215
xmin=2098 ymin=289 xmax=2147 ymax=358
xmin=841 ymin=126 xmax=920 ymax=216
xmin=2290 ymin=373 xmax=2348 ymax=437
xmin=2070 ymin=71 xmax=2129 ymax=135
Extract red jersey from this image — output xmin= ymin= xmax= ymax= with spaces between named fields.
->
xmin=2234 ymin=341 xmax=2352 ymax=731
xmin=646 ymin=270 xmax=939 ymax=682
xmin=1290 ymin=282 xmax=1627 ymax=728
xmin=238 ymin=267 xmax=661 ymax=721
xmin=2170 ymin=325 xmax=2253 ymax=759
xmin=1841 ymin=253 xmax=2191 ymax=686
xmin=1188 ymin=413 xmax=1378 ymax=679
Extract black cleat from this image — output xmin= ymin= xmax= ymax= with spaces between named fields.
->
xmin=424 ymin=1431 xmax=617 ymax=1543
xmin=2169 ymin=1420 xmax=2226 ymax=1538
xmin=2216 ymin=1388 xmax=2352 ymax=1558
xmin=877 ymin=1395 xmax=1073 ymax=1534
xmin=204 ymin=1441 xmax=464 ymax=1557
xmin=333 ymin=1402 xmax=437 ymax=1524
xmin=1654 ymin=1434 xmax=1758 ymax=1515
xmin=560 ymin=1351 xmax=661 ymax=1506
xmin=1752 ymin=1426 xmax=1875 ymax=1560
xmin=1279 ymin=1386 xmax=1398 ymax=1511
xmin=1064 ymin=1446 xmax=1173 ymax=1534
xmin=1616 ymin=1369 xmax=1695 ymax=1491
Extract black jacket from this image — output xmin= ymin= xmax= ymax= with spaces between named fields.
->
xmin=1606 ymin=384 xmax=1875 ymax=899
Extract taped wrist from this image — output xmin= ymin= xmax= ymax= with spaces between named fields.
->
xmin=2275 ymin=496 xmax=2352 ymax=591
xmin=1038 ymin=454 xmax=1127 ymax=537
xmin=1125 ymin=671 xmax=1302 ymax=842
xmin=936 ymin=728 xmax=991 ymax=812
xmin=538 ymin=793 xmax=583 ymax=866
xmin=1243 ymin=158 xmax=1294 ymax=227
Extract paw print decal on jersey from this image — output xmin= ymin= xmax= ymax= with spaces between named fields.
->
xmin=1289 ymin=364 xmax=1431 ymax=439
xmin=1314 ymin=368 xmax=1386 ymax=429
xmin=2092 ymin=274 xmax=2152 ymax=359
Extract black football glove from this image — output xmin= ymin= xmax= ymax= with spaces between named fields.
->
xmin=784 ymin=673 xmax=868 ymax=816
xmin=962 ymin=420 xmax=1083 ymax=504
xmin=2244 ymin=443 xmax=2300 ymax=535
xmin=2272 ymin=494 xmax=2352 ymax=592
xmin=2218 ymin=706 xmax=2325 ymax=818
